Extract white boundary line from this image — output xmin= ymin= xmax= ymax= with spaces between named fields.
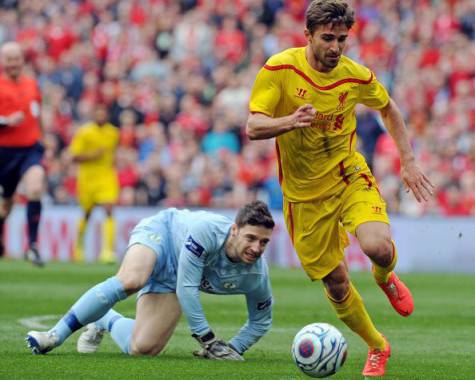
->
xmin=18 ymin=315 xmax=62 ymax=329
xmin=18 ymin=315 xmax=299 ymax=334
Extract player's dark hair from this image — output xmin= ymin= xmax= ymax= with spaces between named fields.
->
xmin=235 ymin=201 xmax=275 ymax=229
xmin=306 ymin=0 xmax=355 ymax=34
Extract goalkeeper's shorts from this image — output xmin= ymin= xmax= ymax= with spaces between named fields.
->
xmin=127 ymin=211 xmax=178 ymax=298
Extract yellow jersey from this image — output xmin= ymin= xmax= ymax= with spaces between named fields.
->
xmin=69 ymin=122 xmax=119 ymax=184
xmin=249 ymin=47 xmax=390 ymax=202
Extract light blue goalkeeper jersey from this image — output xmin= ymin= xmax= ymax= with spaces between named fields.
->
xmin=128 ymin=208 xmax=273 ymax=354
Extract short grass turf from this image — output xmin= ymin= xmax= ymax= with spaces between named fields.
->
xmin=0 ymin=260 xmax=474 ymax=380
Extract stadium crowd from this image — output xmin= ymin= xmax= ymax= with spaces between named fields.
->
xmin=0 ymin=0 xmax=473 ymax=216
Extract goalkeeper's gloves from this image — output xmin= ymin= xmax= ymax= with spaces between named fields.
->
xmin=192 ymin=330 xmax=244 ymax=361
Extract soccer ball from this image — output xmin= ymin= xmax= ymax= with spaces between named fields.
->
xmin=291 ymin=323 xmax=347 ymax=378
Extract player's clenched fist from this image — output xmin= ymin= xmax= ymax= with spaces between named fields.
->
xmin=290 ymin=104 xmax=316 ymax=129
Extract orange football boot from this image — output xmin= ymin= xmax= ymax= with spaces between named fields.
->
xmin=362 ymin=336 xmax=391 ymax=377
xmin=377 ymin=272 xmax=414 ymax=317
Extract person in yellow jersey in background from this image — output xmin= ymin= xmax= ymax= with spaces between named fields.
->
xmin=69 ymin=104 xmax=119 ymax=264
xmin=247 ymin=1 xmax=435 ymax=377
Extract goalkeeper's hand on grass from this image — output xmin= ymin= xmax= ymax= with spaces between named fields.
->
xmin=192 ymin=331 xmax=244 ymax=361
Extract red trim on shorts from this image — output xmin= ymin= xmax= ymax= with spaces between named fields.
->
xmin=339 ymin=161 xmax=350 ymax=185
xmin=360 ymin=173 xmax=372 ymax=188
xmin=288 ymin=202 xmax=295 ymax=244
xmin=275 ymin=140 xmax=283 ymax=185
xmin=349 ymin=129 xmax=356 ymax=151
xmin=360 ymin=173 xmax=382 ymax=195
xmin=264 ymin=64 xmax=373 ymax=91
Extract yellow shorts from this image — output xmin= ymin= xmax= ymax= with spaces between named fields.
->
xmin=283 ymin=170 xmax=389 ymax=281
xmin=77 ymin=173 xmax=119 ymax=212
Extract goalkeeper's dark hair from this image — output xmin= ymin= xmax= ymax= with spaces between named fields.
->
xmin=306 ymin=0 xmax=355 ymax=35
xmin=235 ymin=201 xmax=275 ymax=229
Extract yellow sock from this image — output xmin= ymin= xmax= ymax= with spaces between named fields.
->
xmin=326 ymin=283 xmax=386 ymax=350
xmin=99 ymin=216 xmax=115 ymax=263
xmin=372 ymin=240 xmax=398 ymax=284
xmin=74 ymin=217 xmax=87 ymax=262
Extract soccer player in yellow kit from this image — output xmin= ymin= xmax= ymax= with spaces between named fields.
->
xmin=69 ymin=104 xmax=119 ymax=264
xmin=247 ymin=1 xmax=434 ymax=377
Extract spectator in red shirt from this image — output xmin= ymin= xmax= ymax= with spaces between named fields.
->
xmin=437 ymin=182 xmax=471 ymax=216
xmin=214 ymin=17 xmax=247 ymax=64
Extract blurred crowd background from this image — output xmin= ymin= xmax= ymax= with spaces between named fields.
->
xmin=0 ymin=0 xmax=474 ymax=216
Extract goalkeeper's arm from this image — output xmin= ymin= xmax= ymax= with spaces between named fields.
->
xmin=176 ymin=253 xmax=244 ymax=361
xmin=228 ymin=279 xmax=273 ymax=355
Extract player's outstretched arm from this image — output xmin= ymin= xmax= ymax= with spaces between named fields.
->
xmin=246 ymin=104 xmax=317 ymax=140
xmin=379 ymin=98 xmax=435 ymax=202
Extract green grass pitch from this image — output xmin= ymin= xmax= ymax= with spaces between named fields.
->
xmin=1 ymin=260 xmax=474 ymax=379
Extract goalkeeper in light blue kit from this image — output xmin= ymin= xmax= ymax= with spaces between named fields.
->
xmin=26 ymin=201 xmax=275 ymax=360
